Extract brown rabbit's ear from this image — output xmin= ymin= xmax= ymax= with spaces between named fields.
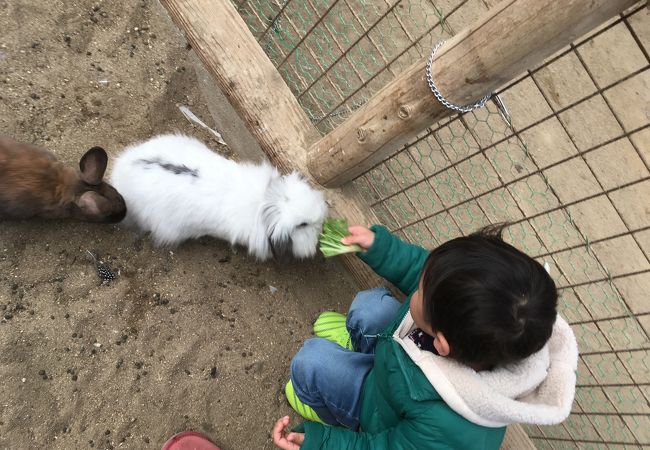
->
xmin=79 ymin=147 xmax=108 ymax=185
xmin=76 ymin=191 xmax=113 ymax=220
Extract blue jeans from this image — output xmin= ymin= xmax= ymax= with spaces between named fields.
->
xmin=289 ymin=287 xmax=401 ymax=429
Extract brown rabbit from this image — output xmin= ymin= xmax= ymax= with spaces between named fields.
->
xmin=0 ymin=137 xmax=126 ymax=222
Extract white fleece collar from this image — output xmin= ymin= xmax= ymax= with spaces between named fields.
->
xmin=393 ymin=313 xmax=578 ymax=428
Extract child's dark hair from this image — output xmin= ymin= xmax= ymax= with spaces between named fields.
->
xmin=422 ymin=224 xmax=557 ymax=370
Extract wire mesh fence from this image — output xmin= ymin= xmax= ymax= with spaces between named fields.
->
xmin=235 ymin=0 xmax=650 ymax=447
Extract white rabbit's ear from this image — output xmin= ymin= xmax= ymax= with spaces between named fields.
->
xmin=261 ymin=200 xmax=294 ymax=263
xmin=268 ymin=234 xmax=293 ymax=263
xmin=543 ymin=261 xmax=551 ymax=275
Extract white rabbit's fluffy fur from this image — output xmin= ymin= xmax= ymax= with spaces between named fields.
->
xmin=110 ymin=134 xmax=328 ymax=260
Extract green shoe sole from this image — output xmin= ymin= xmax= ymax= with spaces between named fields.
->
xmin=313 ymin=311 xmax=353 ymax=350
xmin=285 ymin=380 xmax=325 ymax=424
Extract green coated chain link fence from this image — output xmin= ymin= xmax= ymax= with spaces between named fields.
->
xmin=236 ymin=0 xmax=650 ymax=447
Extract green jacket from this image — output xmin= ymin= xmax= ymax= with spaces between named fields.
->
xmin=300 ymin=225 xmax=506 ymax=450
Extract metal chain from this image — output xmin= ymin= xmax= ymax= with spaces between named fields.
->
xmin=426 ymin=40 xmax=492 ymax=113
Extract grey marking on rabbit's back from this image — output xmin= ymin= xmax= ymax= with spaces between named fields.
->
xmin=137 ymin=158 xmax=199 ymax=177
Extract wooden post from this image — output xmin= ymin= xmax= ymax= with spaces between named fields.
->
xmin=307 ymin=0 xmax=637 ymax=187
xmin=159 ymin=0 xmax=383 ymax=288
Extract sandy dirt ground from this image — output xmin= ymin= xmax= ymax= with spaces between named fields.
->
xmin=0 ymin=1 xmax=360 ymax=449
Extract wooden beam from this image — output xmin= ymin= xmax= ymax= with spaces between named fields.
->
xmin=159 ymin=0 xmax=383 ymax=288
xmin=307 ymin=0 xmax=637 ymax=187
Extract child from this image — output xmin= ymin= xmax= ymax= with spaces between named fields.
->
xmin=272 ymin=224 xmax=578 ymax=450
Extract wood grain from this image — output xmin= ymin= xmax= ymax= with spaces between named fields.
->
xmin=307 ymin=0 xmax=637 ymax=187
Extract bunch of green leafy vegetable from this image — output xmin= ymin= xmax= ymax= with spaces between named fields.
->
xmin=319 ymin=218 xmax=362 ymax=257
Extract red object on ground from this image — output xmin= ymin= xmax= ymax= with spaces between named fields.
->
xmin=161 ymin=431 xmax=221 ymax=450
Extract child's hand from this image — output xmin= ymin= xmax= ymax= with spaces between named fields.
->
xmin=341 ymin=225 xmax=375 ymax=250
xmin=272 ymin=416 xmax=304 ymax=450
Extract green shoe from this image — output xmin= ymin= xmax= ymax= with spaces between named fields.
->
xmin=313 ymin=312 xmax=353 ymax=350
xmin=285 ymin=380 xmax=325 ymax=424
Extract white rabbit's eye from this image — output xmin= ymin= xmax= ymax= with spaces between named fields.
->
xmin=297 ymin=222 xmax=308 ymax=228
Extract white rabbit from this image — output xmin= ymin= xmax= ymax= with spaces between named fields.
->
xmin=110 ymin=134 xmax=328 ymax=261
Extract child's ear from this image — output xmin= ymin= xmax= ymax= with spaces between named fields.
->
xmin=433 ymin=332 xmax=450 ymax=357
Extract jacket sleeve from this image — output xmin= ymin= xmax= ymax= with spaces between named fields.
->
xmin=299 ymin=404 xmax=505 ymax=450
xmin=358 ymin=225 xmax=430 ymax=295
